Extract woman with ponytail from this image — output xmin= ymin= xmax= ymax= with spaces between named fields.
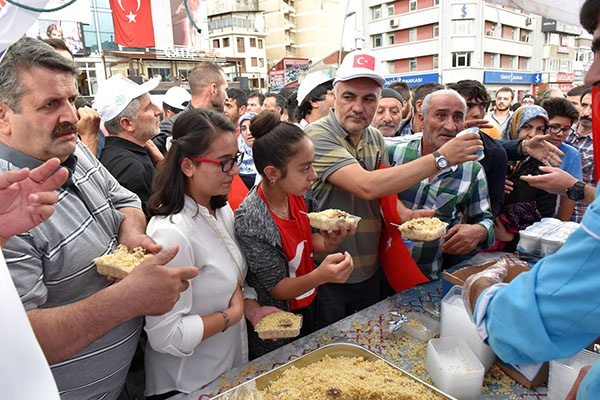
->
xmin=234 ymin=110 xmax=355 ymax=359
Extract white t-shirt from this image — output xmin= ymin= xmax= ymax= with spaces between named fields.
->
xmin=0 ymin=252 xmax=60 ymax=399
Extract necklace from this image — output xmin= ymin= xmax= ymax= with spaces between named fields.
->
xmin=270 ymin=200 xmax=289 ymax=218
xmin=200 ymin=208 xmax=244 ymax=286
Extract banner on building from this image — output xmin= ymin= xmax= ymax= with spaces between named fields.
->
xmin=170 ymin=0 xmax=206 ymax=47
xmin=110 ymin=0 xmax=155 ymax=48
xmin=269 ymin=58 xmax=310 ymax=91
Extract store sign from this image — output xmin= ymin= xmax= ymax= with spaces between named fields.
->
xmin=163 ymin=47 xmax=219 ymax=59
xmin=385 ymin=72 xmax=440 ymax=87
xmin=556 ymin=73 xmax=575 ymax=82
xmin=483 ymin=71 xmax=542 ymax=84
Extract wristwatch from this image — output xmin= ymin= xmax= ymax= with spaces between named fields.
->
xmin=566 ymin=181 xmax=586 ymax=201
xmin=432 ymin=151 xmax=449 ymax=170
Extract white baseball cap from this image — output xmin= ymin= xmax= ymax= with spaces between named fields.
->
xmin=334 ymin=50 xmax=386 ymax=87
xmin=296 ymin=71 xmax=333 ymax=105
xmin=93 ymin=74 xmax=161 ymax=121
xmin=163 ymin=86 xmax=191 ymax=110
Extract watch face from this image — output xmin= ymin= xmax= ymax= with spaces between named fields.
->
xmin=567 ymin=186 xmax=584 ymax=201
xmin=436 ymin=157 xmax=448 ymax=169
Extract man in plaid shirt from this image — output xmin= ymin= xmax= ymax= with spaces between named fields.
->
xmin=389 ymin=89 xmax=494 ymax=280
xmin=565 ymin=88 xmax=594 ymax=222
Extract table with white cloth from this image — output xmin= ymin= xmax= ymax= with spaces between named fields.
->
xmin=173 ymin=252 xmax=547 ymax=399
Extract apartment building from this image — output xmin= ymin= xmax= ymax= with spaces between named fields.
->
xmin=207 ymin=0 xmax=269 ymax=89
xmin=358 ymin=0 xmax=587 ymax=99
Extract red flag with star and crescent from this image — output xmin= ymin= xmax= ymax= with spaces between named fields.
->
xmin=110 ymin=0 xmax=155 ymax=48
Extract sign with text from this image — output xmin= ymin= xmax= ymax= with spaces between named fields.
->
xmin=483 ymin=71 xmax=542 ymax=84
xmin=385 ymin=72 xmax=440 ymax=87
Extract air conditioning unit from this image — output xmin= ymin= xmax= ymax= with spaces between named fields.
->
xmin=486 ymin=30 xmax=495 ymax=36
xmin=522 ymin=34 xmax=531 ymax=42
xmin=525 ymin=17 xmax=532 ymax=26
xmin=390 ymin=18 xmax=399 ymax=28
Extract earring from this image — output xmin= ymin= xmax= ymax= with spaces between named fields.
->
xmin=270 ymin=179 xmax=276 ymax=186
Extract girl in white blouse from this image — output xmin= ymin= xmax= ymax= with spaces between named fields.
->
xmin=143 ymin=108 xmax=273 ymax=399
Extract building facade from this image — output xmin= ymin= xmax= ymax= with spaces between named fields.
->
xmin=356 ymin=0 xmax=589 ymax=100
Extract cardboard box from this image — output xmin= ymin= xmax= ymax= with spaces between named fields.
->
xmin=442 ymin=259 xmax=548 ymax=389
xmin=442 ymin=260 xmax=530 ymax=296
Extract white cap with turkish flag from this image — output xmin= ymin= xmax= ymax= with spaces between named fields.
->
xmin=334 ymin=50 xmax=386 ymax=87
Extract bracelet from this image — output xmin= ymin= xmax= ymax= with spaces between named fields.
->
xmin=518 ymin=139 xmax=527 ymax=156
xmin=221 ymin=311 xmax=229 ymax=332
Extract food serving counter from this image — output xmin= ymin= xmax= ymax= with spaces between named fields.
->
xmin=174 ymin=252 xmax=547 ymax=399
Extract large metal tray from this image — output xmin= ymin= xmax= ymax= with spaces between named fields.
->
xmin=211 ymin=342 xmax=456 ymax=399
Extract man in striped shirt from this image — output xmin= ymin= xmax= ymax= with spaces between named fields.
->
xmin=389 ymin=90 xmax=495 ymax=280
xmin=0 ymin=37 xmax=197 ymax=400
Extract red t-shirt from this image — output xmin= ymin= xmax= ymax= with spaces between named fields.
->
xmin=258 ymin=187 xmax=316 ymax=310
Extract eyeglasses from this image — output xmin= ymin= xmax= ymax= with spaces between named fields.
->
xmin=466 ymin=102 xmax=489 ymax=111
xmin=546 ymin=125 xmax=575 ymax=135
xmin=188 ymin=151 xmax=244 ymax=173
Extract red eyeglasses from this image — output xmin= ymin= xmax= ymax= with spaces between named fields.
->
xmin=188 ymin=151 xmax=244 ymax=173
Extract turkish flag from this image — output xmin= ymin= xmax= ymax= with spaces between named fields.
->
xmin=110 ymin=0 xmax=155 ymax=48
xmin=353 ymin=54 xmax=375 ymax=71
xmin=378 ymin=166 xmax=429 ymax=293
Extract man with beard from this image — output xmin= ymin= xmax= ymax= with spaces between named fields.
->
xmin=565 ymin=88 xmax=594 ymax=222
xmin=0 ymin=37 xmax=198 ymax=400
xmin=489 ymin=86 xmax=514 ymax=134
xmin=224 ymin=88 xmax=247 ymax=130
xmin=94 ymin=74 xmax=163 ymax=218
xmin=305 ymin=51 xmax=483 ymax=327
xmin=388 ymin=89 xmax=494 ymax=280
xmin=372 ymin=88 xmax=404 ymax=138
xmin=152 ymin=62 xmax=228 ymax=154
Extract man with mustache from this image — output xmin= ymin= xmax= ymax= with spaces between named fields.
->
xmin=489 ymin=86 xmax=514 ymax=134
xmin=0 ymin=37 xmax=198 ymax=400
xmin=565 ymin=88 xmax=594 ymax=222
xmin=372 ymin=88 xmax=404 ymax=138
xmin=94 ymin=74 xmax=163 ymax=218
xmin=388 ymin=89 xmax=494 ymax=280
xmin=305 ymin=50 xmax=483 ymax=327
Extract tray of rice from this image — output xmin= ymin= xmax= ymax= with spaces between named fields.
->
xmin=306 ymin=209 xmax=361 ymax=231
xmin=255 ymin=311 xmax=302 ymax=340
xmin=94 ymin=244 xmax=152 ymax=279
xmin=211 ymin=342 xmax=456 ymax=399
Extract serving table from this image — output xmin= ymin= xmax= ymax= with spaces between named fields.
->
xmin=174 ymin=252 xmax=547 ymax=399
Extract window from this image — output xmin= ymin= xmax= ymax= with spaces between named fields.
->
xmin=259 ymin=58 xmax=264 ymax=67
xmin=490 ymin=53 xmax=498 ymax=68
xmin=258 ymin=39 xmax=263 ymax=49
xmin=409 ymin=57 xmax=417 ymax=71
xmin=223 ymin=37 xmax=230 ymax=47
xmin=250 ymin=38 xmax=256 ymax=47
xmin=452 ymin=52 xmax=471 ymax=67
xmin=237 ymin=37 xmax=245 ymax=52
xmin=212 ymin=39 xmax=220 ymax=48
xmin=433 ymin=24 xmax=439 ymax=37
xmin=409 ymin=0 xmax=417 ymax=11
xmin=388 ymin=33 xmax=395 ymax=45
xmin=409 ymin=28 xmax=417 ymax=42
xmin=371 ymin=5 xmax=382 ymax=20
xmin=433 ymin=55 xmax=439 ymax=69
xmin=387 ymin=3 xmax=394 ymax=16
xmin=511 ymin=27 xmax=518 ymax=40
xmin=251 ymin=57 xmax=258 ymax=67
xmin=452 ymin=20 xmax=472 ymax=35
xmin=372 ymin=34 xmax=383 ymax=48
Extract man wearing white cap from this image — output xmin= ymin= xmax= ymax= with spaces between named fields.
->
xmin=0 ymin=37 xmax=198 ymax=399
xmin=162 ymin=86 xmax=191 ymax=120
xmin=305 ymin=49 xmax=483 ymax=327
xmin=95 ymin=74 xmax=163 ymax=217
xmin=296 ymin=71 xmax=334 ymax=128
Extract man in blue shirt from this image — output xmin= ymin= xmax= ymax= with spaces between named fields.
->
xmin=463 ymin=3 xmax=600 ymax=397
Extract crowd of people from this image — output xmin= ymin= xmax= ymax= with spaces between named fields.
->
xmin=0 ymin=0 xmax=598 ymax=398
